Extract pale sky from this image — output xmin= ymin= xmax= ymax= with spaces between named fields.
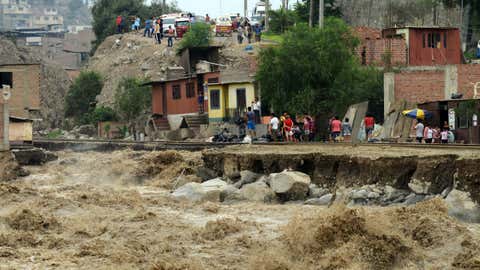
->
xmin=159 ymin=0 xmax=284 ymax=18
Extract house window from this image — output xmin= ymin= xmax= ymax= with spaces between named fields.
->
xmin=207 ymin=77 xmax=219 ymax=84
xmin=0 ymin=72 xmax=13 ymax=88
xmin=427 ymin=32 xmax=441 ymax=48
xmin=422 ymin=33 xmax=426 ymax=48
xmin=444 ymin=32 xmax=447 ymax=48
xmin=172 ymin=85 xmax=181 ymax=99
xmin=210 ymin=89 xmax=220 ymax=109
xmin=186 ymin=82 xmax=195 ymax=98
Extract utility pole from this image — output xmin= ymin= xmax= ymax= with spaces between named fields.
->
xmin=319 ymin=0 xmax=324 ymax=28
xmin=244 ymin=0 xmax=248 ymax=18
xmin=309 ymin=0 xmax=314 ymax=27
xmin=265 ymin=0 xmax=270 ymax=31
xmin=2 ymin=85 xmax=10 ymax=150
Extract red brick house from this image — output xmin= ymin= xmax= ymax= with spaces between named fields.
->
xmin=148 ymin=71 xmax=220 ymax=130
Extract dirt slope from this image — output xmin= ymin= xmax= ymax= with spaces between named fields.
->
xmin=88 ymin=33 xmax=181 ymax=106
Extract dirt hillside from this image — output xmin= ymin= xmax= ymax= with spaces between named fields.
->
xmin=88 ymin=31 xmax=258 ymax=107
xmin=88 ymin=32 xmax=181 ymax=106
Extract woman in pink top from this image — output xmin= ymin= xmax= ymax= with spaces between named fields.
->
xmin=330 ymin=116 xmax=342 ymax=142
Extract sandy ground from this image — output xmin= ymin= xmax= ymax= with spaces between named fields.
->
xmin=0 ymin=150 xmax=479 ymax=269
xmin=215 ymin=144 xmax=480 ymax=159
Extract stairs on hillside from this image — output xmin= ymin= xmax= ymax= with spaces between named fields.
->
xmin=184 ymin=114 xmax=208 ymax=129
xmin=154 ymin=118 xmax=171 ymax=131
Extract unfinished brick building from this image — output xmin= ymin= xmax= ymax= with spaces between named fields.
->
xmin=355 ymin=26 xmax=462 ymax=66
xmin=0 ymin=64 xmax=41 ymax=119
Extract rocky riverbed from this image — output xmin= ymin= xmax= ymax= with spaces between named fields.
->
xmin=0 ymin=149 xmax=479 ymax=269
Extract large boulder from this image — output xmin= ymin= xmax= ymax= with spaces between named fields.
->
xmin=308 ymin=184 xmax=329 ymax=198
xmin=305 ymin=193 xmax=333 ymax=206
xmin=196 ymin=167 xmax=217 ymax=181
xmin=220 ymin=185 xmax=242 ymax=202
xmin=233 ymin=170 xmax=262 ymax=188
xmin=238 ymin=182 xmax=276 ymax=203
xmin=269 ymin=171 xmax=311 ymax=201
xmin=172 ymin=178 xmax=228 ymax=202
xmin=445 ymin=189 xmax=480 ymax=223
xmin=171 ymin=183 xmax=206 ymax=202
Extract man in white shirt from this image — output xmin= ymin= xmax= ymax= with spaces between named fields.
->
xmin=414 ymin=120 xmax=425 ymax=143
xmin=252 ymin=97 xmax=261 ymax=123
xmin=269 ymin=113 xmax=279 ymax=141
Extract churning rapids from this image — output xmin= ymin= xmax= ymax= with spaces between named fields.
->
xmin=0 ymin=150 xmax=479 ymax=269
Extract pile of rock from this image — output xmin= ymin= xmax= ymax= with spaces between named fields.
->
xmin=172 ymin=170 xmax=315 ymax=204
xmin=171 ymin=169 xmax=480 ymax=221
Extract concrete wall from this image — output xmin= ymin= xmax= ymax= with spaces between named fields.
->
xmin=386 ymin=64 xmax=480 ymax=107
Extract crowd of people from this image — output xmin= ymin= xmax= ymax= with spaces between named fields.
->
xmin=414 ymin=120 xmax=455 ymax=144
xmin=264 ymin=112 xmax=316 ymax=142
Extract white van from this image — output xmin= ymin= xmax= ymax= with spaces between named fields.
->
xmin=161 ymin=14 xmax=179 ymax=34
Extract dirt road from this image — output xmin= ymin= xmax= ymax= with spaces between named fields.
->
xmin=1 ymin=150 xmax=479 ymax=269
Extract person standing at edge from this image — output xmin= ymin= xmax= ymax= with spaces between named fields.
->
xmin=284 ymin=115 xmax=294 ymax=142
xmin=364 ymin=114 xmax=375 ymax=141
xmin=414 ymin=120 xmax=425 ymax=143
xmin=424 ymin=124 xmax=433 ymax=143
xmin=144 ymin=18 xmax=152 ymax=37
xmin=246 ymin=107 xmax=256 ymax=139
xmin=154 ymin=20 xmax=161 ymax=44
xmin=330 ymin=116 xmax=342 ymax=142
xmin=252 ymin=97 xmax=261 ymax=124
xmin=167 ymin=26 xmax=175 ymax=47
xmin=269 ymin=113 xmax=279 ymax=141
xmin=116 ymin=15 xmax=123 ymax=33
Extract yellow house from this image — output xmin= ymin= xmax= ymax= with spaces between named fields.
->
xmin=207 ymin=78 xmax=257 ymax=122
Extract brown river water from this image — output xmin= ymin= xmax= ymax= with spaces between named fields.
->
xmin=0 ymin=150 xmax=479 ymax=269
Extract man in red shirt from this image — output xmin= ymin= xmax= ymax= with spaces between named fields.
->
xmin=364 ymin=114 xmax=375 ymax=141
xmin=330 ymin=116 xmax=342 ymax=142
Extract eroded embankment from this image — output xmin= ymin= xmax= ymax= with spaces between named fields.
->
xmin=203 ymin=146 xmax=480 ymax=203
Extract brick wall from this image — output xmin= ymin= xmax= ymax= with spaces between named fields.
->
xmin=457 ymin=64 xmax=480 ymax=98
xmin=394 ymin=69 xmax=445 ymax=104
xmin=354 ymin=27 xmax=407 ymax=66
xmin=0 ymin=64 xmax=41 ymax=119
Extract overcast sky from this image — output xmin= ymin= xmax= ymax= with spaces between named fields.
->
xmin=158 ymin=0 xmax=284 ymax=18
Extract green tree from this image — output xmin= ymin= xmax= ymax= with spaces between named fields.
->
xmin=268 ymin=9 xmax=296 ymax=33
xmin=65 ymin=71 xmax=103 ymax=124
xmin=293 ymin=0 xmax=342 ymax=26
xmin=257 ymin=18 xmax=384 ymax=126
xmin=177 ymin=22 xmax=212 ymax=53
xmin=115 ymin=78 xmax=151 ymax=127
xmin=90 ymin=106 xmax=118 ymax=125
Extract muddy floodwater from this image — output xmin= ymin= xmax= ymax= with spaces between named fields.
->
xmin=1 ymin=150 xmax=479 ymax=269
